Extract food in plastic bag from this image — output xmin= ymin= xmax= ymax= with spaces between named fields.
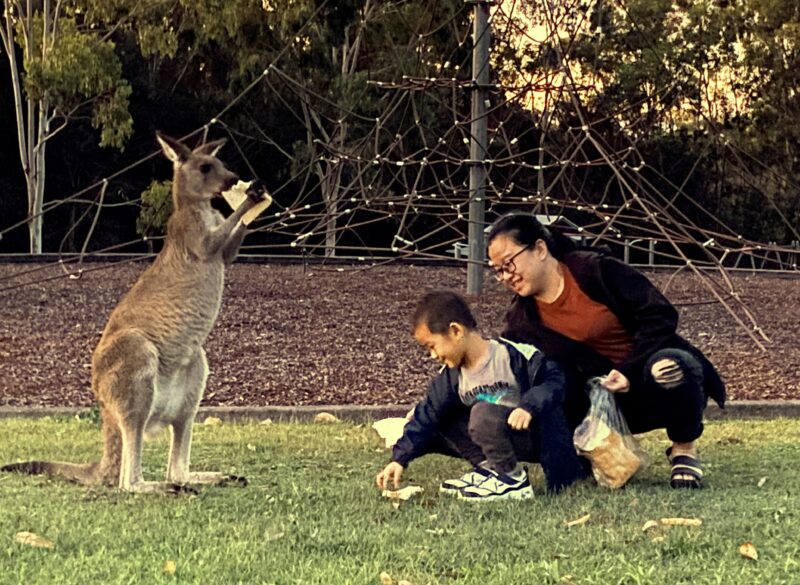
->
xmin=573 ymin=378 xmax=644 ymax=489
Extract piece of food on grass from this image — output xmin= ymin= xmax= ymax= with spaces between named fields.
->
xmin=381 ymin=486 xmax=424 ymax=500
xmin=660 ymin=517 xmax=702 ymax=527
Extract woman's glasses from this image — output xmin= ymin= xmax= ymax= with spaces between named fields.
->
xmin=490 ymin=245 xmax=531 ymax=281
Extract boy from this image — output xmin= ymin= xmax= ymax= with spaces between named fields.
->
xmin=375 ymin=290 xmax=588 ymax=501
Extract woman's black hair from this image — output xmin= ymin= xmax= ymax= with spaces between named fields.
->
xmin=412 ymin=290 xmax=478 ymax=334
xmin=486 ymin=212 xmax=576 ymax=260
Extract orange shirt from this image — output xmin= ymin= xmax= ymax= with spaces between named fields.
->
xmin=536 ymin=264 xmax=633 ymax=366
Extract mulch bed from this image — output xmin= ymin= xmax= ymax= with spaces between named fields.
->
xmin=0 ymin=261 xmax=797 ymax=407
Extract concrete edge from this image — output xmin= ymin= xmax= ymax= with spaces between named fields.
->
xmin=1 ymin=401 xmax=800 ymax=423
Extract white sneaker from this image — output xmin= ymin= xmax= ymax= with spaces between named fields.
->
xmin=439 ymin=465 xmax=493 ymax=495
xmin=458 ymin=469 xmax=533 ymax=502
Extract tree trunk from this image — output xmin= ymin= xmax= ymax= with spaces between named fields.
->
xmin=1 ymin=0 xmax=50 ymax=253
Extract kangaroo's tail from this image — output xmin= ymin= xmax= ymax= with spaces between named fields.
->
xmin=3 ymin=405 xmax=122 ymax=487
xmin=1 ymin=460 xmax=100 ymax=485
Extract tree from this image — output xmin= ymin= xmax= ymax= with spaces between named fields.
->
xmin=0 ymin=0 xmax=133 ymax=253
xmin=261 ymin=0 xmax=469 ymax=257
xmin=513 ymin=0 xmax=800 ymax=243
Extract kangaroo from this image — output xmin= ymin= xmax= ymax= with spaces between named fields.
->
xmin=2 ymin=133 xmax=265 ymax=493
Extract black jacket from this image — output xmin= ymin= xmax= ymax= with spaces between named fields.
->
xmin=391 ymin=341 xmax=566 ymax=467
xmin=502 ymin=250 xmax=726 ymax=407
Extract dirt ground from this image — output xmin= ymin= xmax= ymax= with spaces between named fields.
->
xmin=0 ymin=261 xmax=797 ymax=407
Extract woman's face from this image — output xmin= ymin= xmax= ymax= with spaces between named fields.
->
xmin=488 ymin=234 xmax=548 ymax=297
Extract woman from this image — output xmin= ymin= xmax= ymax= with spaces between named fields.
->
xmin=486 ymin=213 xmax=725 ymax=489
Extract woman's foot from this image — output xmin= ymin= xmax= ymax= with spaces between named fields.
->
xmin=666 ymin=443 xmax=704 ymax=489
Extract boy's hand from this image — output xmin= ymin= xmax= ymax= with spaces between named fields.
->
xmin=507 ymin=407 xmax=532 ymax=430
xmin=376 ymin=462 xmax=404 ymax=490
xmin=601 ymin=369 xmax=630 ymax=393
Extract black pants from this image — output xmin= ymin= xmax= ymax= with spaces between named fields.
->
xmin=615 ymin=348 xmax=707 ymax=443
xmin=422 ymin=401 xmax=589 ymax=493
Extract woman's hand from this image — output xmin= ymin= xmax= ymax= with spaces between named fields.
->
xmin=376 ymin=462 xmax=404 ymax=490
xmin=507 ymin=407 xmax=533 ymax=430
xmin=601 ymin=369 xmax=630 ymax=393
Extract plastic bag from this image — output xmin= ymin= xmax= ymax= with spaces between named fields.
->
xmin=573 ymin=377 xmax=646 ymax=489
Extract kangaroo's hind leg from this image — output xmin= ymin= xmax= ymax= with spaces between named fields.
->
xmin=95 ymin=331 xmax=188 ymax=494
xmin=167 ymin=349 xmax=247 ymax=487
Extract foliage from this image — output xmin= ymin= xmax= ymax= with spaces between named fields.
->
xmin=12 ymin=11 xmax=134 ymax=149
xmin=509 ymin=0 xmax=800 ymax=243
xmin=135 ymin=180 xmax=172 ymax=238
xmin=2 ymin=0 xmax=800 ymax=252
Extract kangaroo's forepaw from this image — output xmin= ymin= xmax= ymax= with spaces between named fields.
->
xmin=246 ymin=179 xmax=266 ymax=202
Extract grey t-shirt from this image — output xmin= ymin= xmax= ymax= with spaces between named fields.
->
xmin=458 ymin=340 xmax=522 ymax=408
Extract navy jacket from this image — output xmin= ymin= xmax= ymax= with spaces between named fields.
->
xmin=391 ymin=341 xmax=567 ymax=467
xmin=502 ymin=250 xmax=726 ymax=407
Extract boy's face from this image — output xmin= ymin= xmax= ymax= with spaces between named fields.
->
xmin=413 ymin=322 xmax=467 ymax=369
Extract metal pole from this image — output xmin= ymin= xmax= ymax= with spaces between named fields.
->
xmin=466 ymin=0 xmax=490 ymax=295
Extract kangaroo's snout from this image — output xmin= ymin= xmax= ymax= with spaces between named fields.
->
xmin=221 ymin=173 xmax=239 ymax=195
xmin=213 ymin=172 xmax=239 ymax=199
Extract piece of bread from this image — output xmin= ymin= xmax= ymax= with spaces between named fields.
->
xmin=575 ymin=415 xmax=641 ymax=489
xmin=221 ymin=180 xmax=273 ymax=226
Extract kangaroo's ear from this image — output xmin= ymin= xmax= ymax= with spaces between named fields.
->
xmin=193 ymin=138 xmax=227 ymax=158
xmin=156 ymin=132 xmax=191 ymax=163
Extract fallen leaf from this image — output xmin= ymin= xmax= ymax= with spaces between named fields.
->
xmin=203 ymin=416 xmax=223 ymax=427
xmin=15 ymin=532 xmax=54 ymax=549
xmin=379 ymin=571 xmax=393 ymax=585
xmin=382 ymin=486 xmax=424 ymax=501
xmin=660 ymin=517 xmax=702 ymax=527
xmin=163 ymin=560 xmax=177 ymax=575
xmin=564 ymin=513 xmax=591 ymax=528
xmin=651 ymin=536 xmax=665 ymax=543
xmin=642 ymin=520 xmax=659 ymax=532
xmin=739 ymin=542 xmax=758 ymax=561
xmin=314 ymin=412 xmax=339 ymax=423
xmin=757 ymin=477 xmax=767 ymax=488
xmin=398 ymin=581 xmax=412 ymax=585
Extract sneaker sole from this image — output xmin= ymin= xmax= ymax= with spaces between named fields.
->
xmin=439 ymin=469 xmax=493 ymax=495
xmin=458 ymin=486 xmax=534 ymax=502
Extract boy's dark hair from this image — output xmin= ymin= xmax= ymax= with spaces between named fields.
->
xmin=412 ymin=290 xmax=478 ymax=334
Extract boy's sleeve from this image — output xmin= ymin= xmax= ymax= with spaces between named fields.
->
xmin=391 ymin=370 xmax=459 ymax=467
xmin=518 ymin=354 xmax=567 ymax=415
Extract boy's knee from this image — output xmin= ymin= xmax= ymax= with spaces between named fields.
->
xmin=468 ymin=402 xmax=506 ymax=439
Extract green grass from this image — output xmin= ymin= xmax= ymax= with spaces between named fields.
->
xmin=1 ymin=417 xmax=799 ymax=585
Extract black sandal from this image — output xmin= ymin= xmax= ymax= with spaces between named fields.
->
xmin=666 ymin=447 xmax=704 ymax=489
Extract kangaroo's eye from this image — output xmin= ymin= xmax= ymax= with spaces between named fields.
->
xmin=199 ymin=163 xmax=212 ymax=174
